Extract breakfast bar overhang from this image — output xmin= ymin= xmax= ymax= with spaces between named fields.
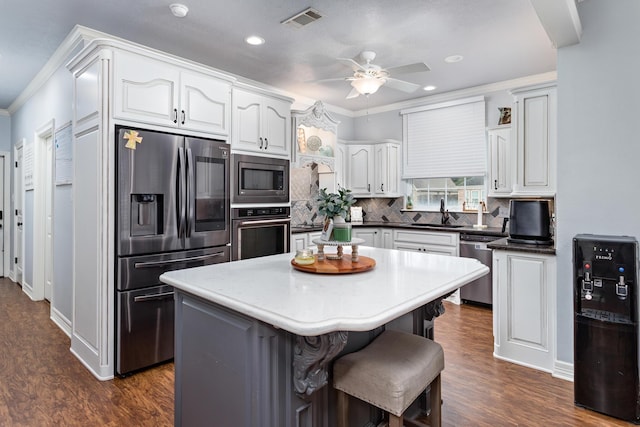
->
xmin=160 ymin=247 xmax=489 ymax=426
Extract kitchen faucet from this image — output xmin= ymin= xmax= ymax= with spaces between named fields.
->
xmin=440 ymin=199 xmax=450 ymax=224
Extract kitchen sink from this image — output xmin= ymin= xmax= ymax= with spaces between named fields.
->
xmin=411 ymin=223 xmax=463 ymax=228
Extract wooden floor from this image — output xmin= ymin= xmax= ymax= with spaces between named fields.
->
xmin=0 ymin=277 xmax=634 ymax=426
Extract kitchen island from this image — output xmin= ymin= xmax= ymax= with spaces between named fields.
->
xmin=160 ymin=246 xmax=488 ymax=427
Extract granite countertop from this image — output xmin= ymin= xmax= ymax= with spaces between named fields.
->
xmin=292 ymin=221 xmax=506 ymax=237
xmin=160 ymin=247 xmax=489 ymax=336
xmin=487 ymin=237 xmax=556 ymax=255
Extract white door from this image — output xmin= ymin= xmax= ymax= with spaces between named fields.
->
xmin=15 ymin=145 xmax=23 ymax=285
xmin=44 ymin=137 xmax=53 ymax=301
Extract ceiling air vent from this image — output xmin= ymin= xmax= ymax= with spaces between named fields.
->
xmin=281 ymin=7 xmax=323 ymax=29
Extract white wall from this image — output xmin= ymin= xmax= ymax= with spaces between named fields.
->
xmin=10 ymin=61 xmax=76 ymax=328
xmin=0 ymin=113 xmax=11 ymax=152
xmin=556 ymin=0 xmax=640 ymax=363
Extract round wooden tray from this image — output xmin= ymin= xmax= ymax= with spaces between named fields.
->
xmin=291 ymin=255 xmax=375 ymax=274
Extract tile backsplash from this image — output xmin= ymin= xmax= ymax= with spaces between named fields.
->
xmin=290 ymin=165 xmax=549 ymax=229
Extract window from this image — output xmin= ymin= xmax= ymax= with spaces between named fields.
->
xmin=410 ymin=176 xmax=485 ymax=211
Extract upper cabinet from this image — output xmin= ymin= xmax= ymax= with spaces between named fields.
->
xmin=292 ymin=101 xmax=340 ymax=169
xmin=347 ymin=140 xmax=401 ymax=198
xmin=113 ymin=50 xmax=231 ymax=136
xmin=232 ymin=87 xmax=292 ymax=157
xmin=511 ymin=84 xmax=557 ymax=197
xmin=487 ymin=126 xmax=512 ymax=197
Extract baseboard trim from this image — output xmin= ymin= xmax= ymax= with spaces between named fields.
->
xmin=553 ymin=359 xmax=574 ymax=382
xmin=50 ymin=307 xmax=72 ymax=338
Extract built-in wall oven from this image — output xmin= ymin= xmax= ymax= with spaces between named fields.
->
xmin=232 ymin=207 xmax=290 ymax=261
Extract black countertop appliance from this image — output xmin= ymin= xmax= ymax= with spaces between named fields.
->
xmin=508 ymin=199 xmax=552 ymax=245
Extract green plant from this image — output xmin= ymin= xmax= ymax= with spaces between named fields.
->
xmin=316 ymin=187 xmax=356 ymax=219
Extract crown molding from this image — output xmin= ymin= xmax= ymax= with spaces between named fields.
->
xmin=351 ymin=71 xmax=557 ymax=117
xmin=8 ymin=25 xmax=107 ymax=114
xmin=0 ymin=109 xmax=9 ymax=117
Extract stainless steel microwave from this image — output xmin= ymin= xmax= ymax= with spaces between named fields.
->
xmin=231 ymin=153 xmax=289 ymax=204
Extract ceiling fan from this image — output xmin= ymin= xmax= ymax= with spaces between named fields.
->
xmin=325 ymin=51 xmax=430 ymax=99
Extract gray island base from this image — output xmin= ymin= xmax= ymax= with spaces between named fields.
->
xmin=162 ymin=247 xmax=489 ymax=426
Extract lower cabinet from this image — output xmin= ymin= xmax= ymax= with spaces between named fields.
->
xmin=392 ymin=229 xmax=459 ymax=256
xmin=351 ymin=227 xmax=393 ymax=249
xmin=293 ymin=231 xmax=323 ymax=251
xmin=492 ymin=250 xmax=556 ymax=372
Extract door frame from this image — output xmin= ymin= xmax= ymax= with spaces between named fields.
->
xmin=33 ymin=119 xmax=55 ymax=301
xmin=0 ymin=151 xmax=10 ymax=277
xmin=13 ymin=140 xmax=24 ymax=285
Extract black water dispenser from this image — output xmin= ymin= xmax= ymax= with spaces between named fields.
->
xmin=573 ymin=234 xmax=639 ymax=422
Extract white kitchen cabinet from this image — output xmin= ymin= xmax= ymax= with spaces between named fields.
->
xmin=293 ymin=234 xmax=308 ymax=251
xmin=334 ymin=142 xmax=347 ymax=190
xmin=393 ymin=229 xmax=459 ymax=256
xmin=347 ymin=140 xmax=401 ymax=198
xmin=380 ymin=229 xmax=393 ymax=249
xmin=493 ymin=250 xmax=556 ymax=372
xmin=352 ymin=227 xmax=380 ymax=247
xmin=487 ymin=126 xmax=512 ymax=197
xmin=232 ymin=87 xmax=291 ymax=156
xmin=113 ymin=50 xmax=231 ymax=136
xmin=511 ymin=84 xmax=557 ymax=197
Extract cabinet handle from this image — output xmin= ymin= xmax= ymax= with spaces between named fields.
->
xmin=264 ymin=138 xmax=268 ymax=149
xmin=381 ymin=183 xmax=384 ymax=192
xmin=173 ymin=108 xmax=178 ymax=124
xmin=367 ymin=184 xmax=370 ymax=192
xmin=181 ymin=110 xmax=186 ymax=125
xmin=259 ymin=137 xmax=264 ymax=149
xmin=494 ymin=179 xmax=498 ymax=190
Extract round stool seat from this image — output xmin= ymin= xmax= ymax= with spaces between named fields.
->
xmin=333 ymin=329 xmax=444 ymax=417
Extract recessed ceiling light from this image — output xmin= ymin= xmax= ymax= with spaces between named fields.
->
xmin=444 ymin=55 xmax=464 ymax=63
xmin=423 ymin=85 xmax=437 ymax=91
xmin=245 ymin=35 xmax=265 ymax=46
xmin=169 ymin=3 xmax=189 ymax=18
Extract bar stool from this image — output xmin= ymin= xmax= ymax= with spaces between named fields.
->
xmin=333 ymin=329 xmax=444 ymax=427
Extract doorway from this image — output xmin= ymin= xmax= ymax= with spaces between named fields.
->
xmin=33 ymin=120 xmax=55 ymax=302
xmin=14 ymin=141 xmax=23 ymax=285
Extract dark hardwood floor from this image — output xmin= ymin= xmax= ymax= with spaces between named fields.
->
xmin=0 ymin=277 xmax=634 ymax=426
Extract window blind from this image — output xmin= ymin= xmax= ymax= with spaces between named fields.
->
xmin=401 ymin=96 xmax=486 ymax=179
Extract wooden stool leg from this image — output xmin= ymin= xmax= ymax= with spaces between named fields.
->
xmin=389 ymin=414 xmax=403 ymax=427
xmin=336 ymin=390 xmax=349 ymax=427
xmin=429 ymin=374 xmax=442 ymax=427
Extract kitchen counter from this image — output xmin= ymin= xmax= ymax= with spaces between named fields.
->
xmin=161 ymin=246 xmax=489 ymax=336
xmin=161 ymin=247 xmax=489 ymax=426
xmin=488 ymin=237 xmax=556 ymax=255
xmin=292 ymin=221 xmax=506 ymax=237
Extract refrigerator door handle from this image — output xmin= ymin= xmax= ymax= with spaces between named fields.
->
xmin=133 ymin=252 xmax=228 ymax=268
xmin=133 ymin=291 xmax=175 ymax=302
xmin=186 ymin=147 xmax=195 ymax=237
xmin=177 ymin=146 xmax=186 ymax=238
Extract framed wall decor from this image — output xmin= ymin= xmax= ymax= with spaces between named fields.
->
xmin=498 ymin=107 xmax=511 ymax=125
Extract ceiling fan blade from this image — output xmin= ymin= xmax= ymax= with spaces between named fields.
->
xmin=345 ymin=87 xmax=360 ymax=99
xmin=337 ymin=57 xmax=366 ymax=71
xmin=384 ymin=78 xmax=421 ymax=93
xmin=309 ymin=77 xmax=349 ymax=84
xmin=385 ymin=62 xmax=430 ymax=75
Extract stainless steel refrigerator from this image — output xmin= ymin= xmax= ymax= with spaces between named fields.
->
xmin=115 ymin=126 xmax=231 ymax=376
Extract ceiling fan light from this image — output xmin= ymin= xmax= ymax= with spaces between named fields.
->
xmin=351 ymin=77 xmax=384 ymax=96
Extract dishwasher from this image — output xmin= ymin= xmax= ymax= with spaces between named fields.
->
xmin=459 ymin=233 xmax=498 ymax=306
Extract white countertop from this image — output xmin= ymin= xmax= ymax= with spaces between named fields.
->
xmin=160 ymin=247 xmax=489 ymax=336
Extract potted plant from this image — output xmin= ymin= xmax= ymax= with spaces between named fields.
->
xmin=317 ymin=187 xmax=356 ymax=241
